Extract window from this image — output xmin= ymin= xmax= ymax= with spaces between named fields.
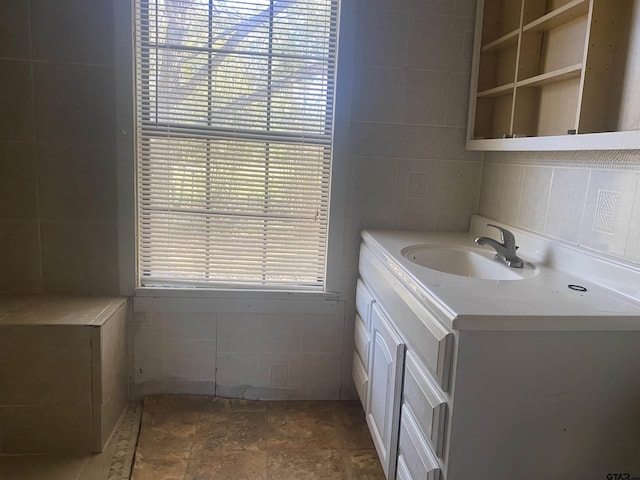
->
xmin=134 ymin=0 xmax=339 ymax=290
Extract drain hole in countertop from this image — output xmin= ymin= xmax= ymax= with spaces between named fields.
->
xmin=568 ymin=284 xmax=587 ymax=292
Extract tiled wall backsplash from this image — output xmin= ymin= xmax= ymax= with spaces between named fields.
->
xmin=0 ymin=0 xmax=118 ymax=295
xmin=480 ymin=151 xmax=640 ymax=264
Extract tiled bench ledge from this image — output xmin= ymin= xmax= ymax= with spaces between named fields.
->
xmin=0 ymin=295 xmax=129 ymax=454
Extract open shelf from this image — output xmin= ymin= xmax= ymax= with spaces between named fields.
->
xmin=481 ymin=29 xmax=520 ymax=53
xmin=468 ymin=0 xmax=640 ymax=148
xmin=523 ymin=0 xmax=590 ymax=32
xmin=477 ymin=83 xmax=515 ymax=98
xmin=513 ymin=74 xmax=581 ymax=137
xmin=474 ymin=93 xmax=514 ymax=140
xmin=480 ymin=0 xmax=524 ymax=45
xmin=516 ymin=63 xmax=582 ymax=87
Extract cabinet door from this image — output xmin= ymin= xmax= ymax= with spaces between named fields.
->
xmin=366 ymin=304 xmax=406 ymax=480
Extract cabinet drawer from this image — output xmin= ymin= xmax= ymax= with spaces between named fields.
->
xmin=354 ymin=313 xmax=370 ymax=367
xmin=396 ymin=456 xmax=412 ymax=480
xmin=356 ymin=279 xmax=375 ymax=328
xmin=403 ymin=351 xmax=447 ymax=458
xmin=352 ymin=350 xmax=368 ymax=409
xmin=419 ymin=310 xmax=453 ymax=393
xmin=398 ymin=405 xmax=442 ymax=480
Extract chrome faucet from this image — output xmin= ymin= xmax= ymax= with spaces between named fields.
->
xmin=475 ymin=223 xmax=524 ymax=268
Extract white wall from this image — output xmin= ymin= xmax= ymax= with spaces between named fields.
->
xmin=480 ymin=150 xmax=640 ymax=264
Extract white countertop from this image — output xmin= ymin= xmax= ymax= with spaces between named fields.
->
xmin=362 ymin=216 xmax=640 ymax=331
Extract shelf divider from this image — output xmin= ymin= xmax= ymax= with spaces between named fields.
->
xmin=516 ymin=64 xmax=582 ymax=88
xmin=477 ymin=83 xmax=515 ymax=98
xmin=481 ymin=29 xmax=520 ymax=53
xmin=523 ymin=0 xmax=590 ymax=33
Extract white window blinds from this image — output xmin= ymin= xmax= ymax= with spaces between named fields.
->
xmin=134 ymin=0 xmax=339 ymax=289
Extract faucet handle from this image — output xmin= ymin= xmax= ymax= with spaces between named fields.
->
xmin=485 ymin=223 xmax=516 ymax=247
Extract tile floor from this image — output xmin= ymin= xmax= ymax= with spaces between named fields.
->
xmin=131 ymin=395 xmax=386 ymax=480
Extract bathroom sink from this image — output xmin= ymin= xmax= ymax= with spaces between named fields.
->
xmin=401 ymin=245 xmax=537 ymax=280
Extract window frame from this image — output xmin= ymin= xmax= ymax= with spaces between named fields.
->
xmin=115 ymin=0 xmax=356 ymax=300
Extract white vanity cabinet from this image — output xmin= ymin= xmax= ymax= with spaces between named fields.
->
xmin=354 ymin=224 xmax=640 ymax=480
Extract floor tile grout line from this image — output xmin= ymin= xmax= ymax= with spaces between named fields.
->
xmin=131 ymin=396 xmax=384 ymax=480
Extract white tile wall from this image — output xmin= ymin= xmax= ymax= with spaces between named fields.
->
xmin=340 ymin=304 xmax=357 ymax=401
xmin=517 ymin=167 xmax=553 ymax=232
xmin=132 ymin=336 xmax=163 ymax=385
xmin=437 ymin=161 xmax=483 ymax=213
xmin=351 ymin=124 xmax=479 ymax=160
xmin=363 ymin=0 xmax=411 ymax=12
xmin=406 ymin=14 xmax=454 ymax=70
xmin=161 ymin=312 xmax=216 ymax=340
xmin=495 ymin=165 xmax=525 ymax=226
xmin=545 ymin=168 xmax=590 ymax=243
xmin=403 ymin=70 xmax=449 ymax=124
xmin=353 ymin=67 xmax=406 ymax=123
xmin=579 ymin=171 xmax=639 ymax=256
xmin=259 ymin=315 xmax=302 ymax=353
xmin=301 ymin=314 xmax=345 ymax=353
xmin=480 ymin=151 xmax=640 ymax=265
xmin=300 ymin=353 xmax=343 ymax=399
xmin=410 ymin=0 xmax=455 ymax=15
xmin=444 ymin=72 xmax=472 ymax=127
xmin=349 ymin=0 xmax=482 ymax=235
xmin=257 ymin=352 xmax=301 ymax=392
xmin=129 ymin=308 xmax=347 ymax=400
xmin=217 ymin=314 xmax=261 ymax=353
xmin=434 ymin=210 xmax=473 ymax=231
xmin=0 ymin=2 xmax=119 ymax=296
xmin=216 ymin=352 xmax=259 ymax=396
xmin=357 ymin=9 xmax=408 ymax=68
xmin=164 ymin=339 xmax=216 ymax=381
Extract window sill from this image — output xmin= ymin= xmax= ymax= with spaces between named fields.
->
xmin=133 ymin=287 xmax=342 ymax=314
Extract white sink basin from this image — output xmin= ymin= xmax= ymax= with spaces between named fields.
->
xmin=401 ymin=245 xmax=537 ymax=280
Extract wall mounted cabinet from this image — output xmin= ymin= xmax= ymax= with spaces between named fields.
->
xmin=467 ymin=0 xmax=640 ymax=150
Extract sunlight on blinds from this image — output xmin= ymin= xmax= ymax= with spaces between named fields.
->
xmin=135 ymin=0 xmax=339 ymax=289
